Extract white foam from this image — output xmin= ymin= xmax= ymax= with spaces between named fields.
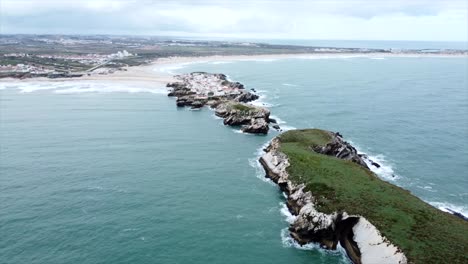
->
xmin=244 ymin=58 xmax=279 ymax=62
xmin=429 ymin=201 xmax=468 ymax=218
xmin=248 ymin=141 xmax=275 ymax=184
xmin=211 ymin=113 xmax=223 ymax=120
xmin=249 ymin=100 xmax=274 ymax=108
xmin=269 ymin=115 xmax=286 ymax=125
xmin=280 ymin=125 xmax=297 ymax=131
xmin=3 ymin=81 xmax=167 ymax=95
xmin=281 ymin=228 xmax=332 ymax=252
xmin=364 ymin=153 xmax=400 ymax=181
xmin=210 ymin=61 xmax=233 ymax=65
xmin=370 ymin=57 xmax=386 ymax=60
xmin=157 ymin=64 xmax=187 ymax=74
xmin=349 ymin=141 xmax=400 ymax=181
xmin=280 ymin=202 xmax=297 ymax=224
xmin=18 ymin=83 xmax=63 ymax=93
xmin=247 ymin=93 xmax=275 ymax=108
xmin=54 ymin=85 xmax=166 ymax=94
xmin=122 ymin=228 xmax=138 ymax=232
xmin=282 ymin=83 xmax=299 ymax=87
xmin=416 ymin=185 xmax=437 ymax=192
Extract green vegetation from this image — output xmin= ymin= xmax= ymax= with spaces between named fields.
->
xmin=231 ymin=103 xmax=256 ymax=113
xmin=278 ymin=129 xmax=468 ymax=263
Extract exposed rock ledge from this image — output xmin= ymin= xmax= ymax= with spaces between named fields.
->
xmin=259 ymin=135 xmax=407 ymax=264
xmin=167 ymin=72 xmax=276 ymax=134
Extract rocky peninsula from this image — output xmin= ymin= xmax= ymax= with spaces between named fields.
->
xmin=260 ymin=129 xmax=467 ymax=264
xmin=167 ymin=72 xmax=274 ymax=134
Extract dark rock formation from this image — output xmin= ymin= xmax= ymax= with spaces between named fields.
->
xmin=167 ymin=72 xmax=271 ymax=134
xmin=215 ymin=102 xmax=270 ymax=134
xmin=234 ymin=92 xmax=259 ymax=103
xmin=241 ymin=118 xmax=269 ymax=134
xmin=314 ymin=132 xmax=369 ymax=169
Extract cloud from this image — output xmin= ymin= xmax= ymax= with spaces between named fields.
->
xmin=0 ymin=0 xmax=467 ymax=41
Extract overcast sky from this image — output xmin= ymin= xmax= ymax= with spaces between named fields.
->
xmin=1 ymin=0 xmax=467 ymax=41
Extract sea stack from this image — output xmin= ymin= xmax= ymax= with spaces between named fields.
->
xmin=167 ymin=72 xmax=273 ymax=134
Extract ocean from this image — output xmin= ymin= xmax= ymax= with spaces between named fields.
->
xmin=1 ymin=56 xmax=467 ymax=263
xmin=184 ymin=37 xmax=468 ymax=50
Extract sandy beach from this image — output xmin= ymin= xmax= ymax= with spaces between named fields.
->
xmin=1 ymin=52 xmax=466 ymax=89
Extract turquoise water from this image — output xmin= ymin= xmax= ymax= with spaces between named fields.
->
xmin=1 ymin=56 xmax=467 ymax=263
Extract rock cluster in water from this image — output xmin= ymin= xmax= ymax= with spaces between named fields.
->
xmin=167 ymin=72 xmax=277 ymax=134
xmin=259 ymin=132 xmax=407 ymax=264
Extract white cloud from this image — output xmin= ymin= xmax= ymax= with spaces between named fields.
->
xmin=1 ymin=0 xmax=467 ymax=41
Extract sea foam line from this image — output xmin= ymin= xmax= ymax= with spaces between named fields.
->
xmin=429 ymin=202 xmax=468 ymax=218
xmin=1 ymin=82 xmax=167 ymax=95
xmin=349 ymin=140 xmax=400 ymax=181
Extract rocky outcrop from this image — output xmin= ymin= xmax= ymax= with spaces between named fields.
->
xmin=314 ymin=132 xmax=369 ymax=169
xmin=259 ymin=137 xmax=407 ymax=264
xmin=167 ymin=72 xmax=272 ymax=134
xmin=215 ymin=102 xmax=270 ymax=134
xmin=234 ymin=92 xmax=259 ymax=103
xmin=314 ymin=132 xmax=383 ymax=169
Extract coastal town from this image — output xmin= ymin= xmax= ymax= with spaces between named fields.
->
xmin=2 ymin=35 xmax=467 ymax=79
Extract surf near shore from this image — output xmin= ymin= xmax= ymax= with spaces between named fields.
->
xmin=2 ymin=52 xmax=466 ymax=89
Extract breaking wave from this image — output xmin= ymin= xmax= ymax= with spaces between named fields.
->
xmin=349 ymin=141 xmax=400 ymax=181
xmin=248 ymin=141 xmax=274 ymax=184
xmin=429 ymin=201 xmax=468 ymax=219
xmin=282 ymin=83 xmax=299 ymax=87
xmin=0 ymin=82 xmax=167 ymax=95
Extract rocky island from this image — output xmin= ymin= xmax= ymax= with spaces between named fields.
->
xmin=260 ymin=129 xmax=467 ymax=264
xmin=167 ymin=72 xmax=274 ymax=134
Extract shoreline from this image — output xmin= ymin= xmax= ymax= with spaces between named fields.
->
xmin=1 ymin=52 xmax=467 ymax=87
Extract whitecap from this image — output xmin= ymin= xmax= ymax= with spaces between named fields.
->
xmin=54 ymin=84 xmax=166 ymax=94
xmin=280 ymin=125 xmax=297 ymax=131
xmin=122 ymin=228 xmax=138 ymax=232
xmin=18 ymin=83 xmax=62 ymax=93
xmin=370 ymin=57 xmax=386 ymax=60
xmin=282 ymin=83 xmax=299 ymax=87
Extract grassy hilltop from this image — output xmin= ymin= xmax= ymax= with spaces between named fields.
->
xmin=278 ymin=129 xmax=468 ymax=263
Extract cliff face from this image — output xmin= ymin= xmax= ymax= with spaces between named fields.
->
xmin=167 ymin=72 xmax=271 ymax=134
xmin=260 ymin=136 xmax=407 ymax=264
